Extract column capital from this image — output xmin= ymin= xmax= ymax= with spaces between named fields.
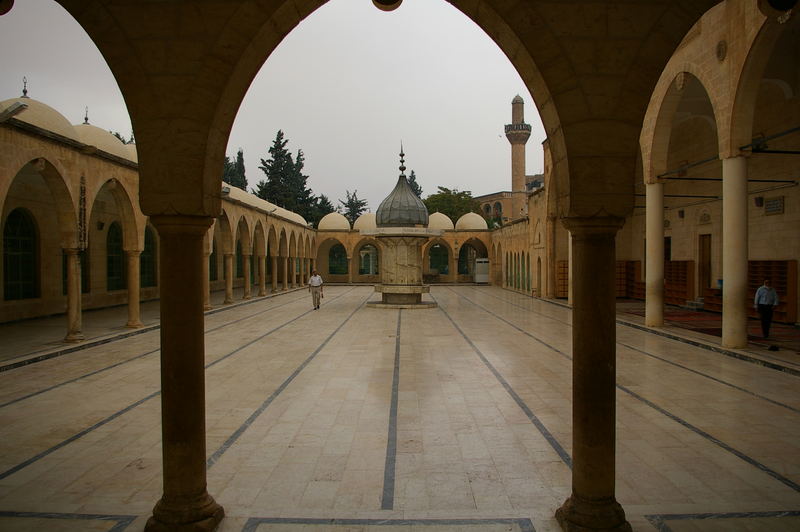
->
xmin=150 ymin=215 xmax=213 ymax=236
xmin=63 ymin=247 xmax=81 ymax=256
xmin=562 ymin=216 xmax=625 ymax=236
xmin=125 ymin=249 xmax=142 ymax=257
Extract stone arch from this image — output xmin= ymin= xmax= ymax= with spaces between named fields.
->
xmin=729 ymin=15 xmax=795 ymax=154
xmin=278 ymin=228 xmax=288 ymax=257
xmin=423 ymin=238 xmax=453 ymax=280
xmin=88 ymin=178 xmax=141 ymax=251
xmin=216 ymin=209 xmax=235 ymax=255
xmin=1 ymin=157 xmax=78 ymax=249
xmin=266 ymin=224 xmax=278 ymax=259
xmin=253 ymin=220 xmax=266 ymax=257
xmin=353 ymin=237 xmax=380 ymax=280
xmin=642 ymin=70 xmax=723 ymax=183
xmin=316 ymin=237 xmax=347 ymax=281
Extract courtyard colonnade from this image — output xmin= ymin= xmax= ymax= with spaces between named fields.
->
xmin=13 ymin=0 xmax=786 ymax=531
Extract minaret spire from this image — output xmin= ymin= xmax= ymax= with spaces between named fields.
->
xmin=21 ymin=76 xmax=29 ymax=98
xmin=84 ymin=106 xmax=89 ymax=124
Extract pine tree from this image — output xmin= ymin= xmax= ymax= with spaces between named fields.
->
xmin=339 ymin=190 xmax=368 ymax=225
xmin=408 ymin=170 xmax=423 ymax=198
xmin=222 ymin=148 xmax=247 ymax=190
xmin=255 ymin=131 xmax=294 ymax=207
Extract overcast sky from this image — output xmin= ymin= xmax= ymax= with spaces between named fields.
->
xmin=0 ymin=0 xmax=545 ymax=211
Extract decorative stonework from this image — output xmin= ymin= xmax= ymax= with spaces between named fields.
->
xmin=363 ymin=227 xmax=442 ymax=308
xmin=715 ymin=40 xmax=727 ymax=62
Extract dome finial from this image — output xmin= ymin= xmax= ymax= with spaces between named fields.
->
xmin=21 ymin=76 xmax=28 ymax=98
xmin=83 ymin=106 xmax=89 ymax=124
xmin=399 ymin=142 xmax=406 ymax=177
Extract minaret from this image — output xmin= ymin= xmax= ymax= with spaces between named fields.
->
xmin=505 ymin=95 xmax=531 ymax=219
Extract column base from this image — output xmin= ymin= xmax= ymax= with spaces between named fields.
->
xmin=63 ymin=332 xmax=85 ymax=343
xmin=203 ymin=304 xmax=213 ymax=311
xmin=242 ymin=296 xmax=251 ymax=300
xmin=126 ymin=321 xmax=144 ymax=329
xmin=223 ymin=299 xmax=233 ymax=305
xmin=258 ymin=290 xmax=267 ymax=297
xmin=146 ymin=492 xmax=224 ymax=532
xmin=556 ymin=494 xmax=631 ymax=532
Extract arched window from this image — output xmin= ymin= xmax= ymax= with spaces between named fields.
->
xmin=265 ymin=243 xmax=271 ymax=275
xmin=140 ymin=226 xmax=157 ymax=287
xmin=458 ymin=244 xmax=477 ymax=275
xmin=429 ymin=244 xmax=448 ymax=275
xmin=4 ymin=208 xmax=38 ymax=300
xmin=235 ymin=240 xmax=243 ymax=278
xmin=106 ymin=221 xmax=126 ymax=291
xmin=328 ymin=243 xmax=348 ymax=274
xmin=483 ymin=204 xmax=491 ymax=216
xmin=494 ymin=202 xmax=503 ymax=218
xmin=209 ymin=238 xmax=218 ymax=281
xmin=358 ymin=244 xmax=379 ymax=275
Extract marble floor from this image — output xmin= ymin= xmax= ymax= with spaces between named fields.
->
xmin=0 ymin=286 xmax=798 ymax=531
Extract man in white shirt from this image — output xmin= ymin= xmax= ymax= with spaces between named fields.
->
xmin=308 ymin=269 xmax=324 ymax=310
xmin=754 ymin=279 xmax=779 ymax=339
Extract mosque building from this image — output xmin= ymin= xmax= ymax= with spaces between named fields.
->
xmin=0 ymin=1 xmax=798 ymax=531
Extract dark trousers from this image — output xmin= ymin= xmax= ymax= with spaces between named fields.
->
xmin=757 ymin=304 xmax=774 ymax=338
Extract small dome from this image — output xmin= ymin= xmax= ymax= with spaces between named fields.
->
xmin=512 ymin=94 xmax=524 ymax=104
xmin=455 ymin=212 xmax=488 ymax=231
xmin=318 ymin=212 xmax=351 ymax=231
xmin=125 ymin=143 xmax=138 ymax=163
xmin=0 ymin=97 xmax=77 ymax=141
xmin=353 ymin=212 xmax=377 ymax=230
xmin=428 ymin=212 xmax=454 ymax=230
xmin=74 ymin=123 xmax=131 ymax=160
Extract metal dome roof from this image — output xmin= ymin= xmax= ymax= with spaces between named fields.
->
xmin=376 ymin=148 xmax=428 ymax=227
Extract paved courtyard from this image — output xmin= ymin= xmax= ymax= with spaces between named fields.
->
xmin=0 ymin=286 xmax=798 ymax=531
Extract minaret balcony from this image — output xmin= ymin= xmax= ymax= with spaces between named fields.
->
xmin=505 ymin=123 xmax=531 ymax=133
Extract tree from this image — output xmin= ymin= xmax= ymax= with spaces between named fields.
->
xmin=222 ymin=148 xmax=247 ymax=190
xmin=407 ymin=170 xmax=423 ymax=198
xmin=339 ymin=190 xmax=368 ymax=225
xmin=254 ymin=131 xmax=294 ymax=208
xmin=254 ymin=131 xmax=316 ymax=222
xmin=110 ymin=131 xmax=134 ymax=144
xmin=307 ymin=194 xmax=335 ymax=227
xmin=423 ymin=186 xmax=480 ymax=221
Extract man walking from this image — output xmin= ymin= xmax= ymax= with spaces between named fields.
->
xmin=754 ymin=279 xmax=779 ymax=339
xmin=308 ymin=269 xmax=323 ymax=310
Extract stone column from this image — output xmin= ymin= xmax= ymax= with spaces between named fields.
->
xmin=242 ymin=253 xmax=252 ymax=300
xmin=257 ymin=254 xmax=267 ymax=296
xmin=450 ymin=250 xmax=458 ymax=283
xmin=567 ymin=233 xmax=573 ymax=304
xmin=547 ymin=216 xmax=557 ymax=298
xmin=722 ymin=156 xmax=748 ymax=348
xmin=347 ymin=256 xmax=353 ymax=284
xmin=202 ymin=252 xmax=212 ymax=310
xmin=645 ymin=182 xmax=664 ymax=327
xmin=282 ymin=256 xmax=289 ymax=290
xmin=63 ymin=248 xmax=84 ymax=342
xmin=556 ymin=217 xmax=631 ymax=532
xmin=271 ymin=255 xmax=278 ymax=293
xmin=223 ymin=253 xmax=234 ymax=304
xmin=290 ymin=257 xmax=297 ymax=288
xmin=146 ymin=215 xmax=223 ymax=532
xmin=125 ymin=250 xmax=144 ymax=328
